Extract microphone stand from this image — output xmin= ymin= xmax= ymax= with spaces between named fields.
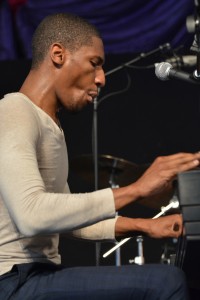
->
xmin=105 ymin=43 xmax=171 ymax=77
xmin=93 ymin=95 xmax=101 ymax=266
xmin=92 ymin=43 xmax=172 ymax=266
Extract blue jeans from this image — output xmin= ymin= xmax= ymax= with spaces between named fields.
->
xmin=0 ymin=262 xmax=190 ymax=300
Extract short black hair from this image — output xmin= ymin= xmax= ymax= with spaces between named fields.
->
xmin=31 ymin=13 xmax=101 ymax=69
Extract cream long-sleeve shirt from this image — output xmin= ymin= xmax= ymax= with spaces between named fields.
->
xmin=0 ymin=93 xmax=116 ymax=275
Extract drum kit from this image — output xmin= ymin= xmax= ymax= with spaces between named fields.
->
xmin=70 ymin=154 xmax=179 ymax=266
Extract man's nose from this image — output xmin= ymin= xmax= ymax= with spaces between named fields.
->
xmin=95 ymin=68 xmax=106 ymax=88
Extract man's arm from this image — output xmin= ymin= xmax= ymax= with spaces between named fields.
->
xmin=115 ymin=214 xmax=183 ymax=239
xmin=112 ymin=152 xmax=200 ymax=211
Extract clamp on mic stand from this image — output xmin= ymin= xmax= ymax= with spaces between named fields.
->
xmin=187 ymin=0 xmax=200 ymax=79
xmin=193 ymin=17 xmax=200 ymax=79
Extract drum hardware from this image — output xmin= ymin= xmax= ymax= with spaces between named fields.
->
xmin=129 ymin=235 xmax=145 ymax=265
xmin=109 ymin=160 xmax=121 ymax=266
xmin=160 ymin=240 xmax=178 ymax=265
xmin=169 ymin=253 xmax=176 ymax=265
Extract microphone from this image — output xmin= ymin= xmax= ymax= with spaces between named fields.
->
xmin=155 ymin=62 xmax=200 ymax=84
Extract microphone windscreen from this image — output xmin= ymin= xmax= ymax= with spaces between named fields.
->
xmin=155 ymin=62 xmax=172 ymax=81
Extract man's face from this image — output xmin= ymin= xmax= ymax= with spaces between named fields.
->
xmin=55 ymin=36 xmax=105 ymax=112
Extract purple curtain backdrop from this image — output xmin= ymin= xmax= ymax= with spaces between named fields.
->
xmin=0 ymin=0 xmax=195 ymax=60
xmin=0 ymin=0 xmax=17 ymax=60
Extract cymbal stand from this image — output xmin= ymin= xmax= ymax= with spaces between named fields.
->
xmin=108 ymin=158 xmax=121 ymax=266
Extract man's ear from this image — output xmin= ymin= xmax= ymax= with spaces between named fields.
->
xmin=50 ymin=43 xmax=67 ymax=66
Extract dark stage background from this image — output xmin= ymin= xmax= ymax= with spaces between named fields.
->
xmin=1 ymin=0 xmax=200 ymax=274
xmin=0 ymin=52 xmax=200 ymax=267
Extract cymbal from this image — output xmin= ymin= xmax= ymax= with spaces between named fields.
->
xmin=70 ymin=154 xmax=174 ymax=210
xmin=70 ymin=154 xmax=148 ymax=188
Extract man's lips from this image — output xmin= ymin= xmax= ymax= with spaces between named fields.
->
xmin=87 ymin=91 xmax=98 ymax=102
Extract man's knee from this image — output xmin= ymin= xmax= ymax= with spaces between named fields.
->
xmin=153 ymin=265 xmax=189 ymax=300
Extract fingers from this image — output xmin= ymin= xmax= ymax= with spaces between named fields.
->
xmin=135 ymin=152 xmax=200 ymax=199
xmin=148 ymin=214 xmax=183 ymax=239
xmin=154 ymin=152 xmax=200 ymax=176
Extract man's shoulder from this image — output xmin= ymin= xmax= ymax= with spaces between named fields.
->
xmin=0 ymin=92 xmax=32 ymax=110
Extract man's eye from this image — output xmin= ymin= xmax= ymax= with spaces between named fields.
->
xmin=91 ymin=61 xmax=97 ymax=67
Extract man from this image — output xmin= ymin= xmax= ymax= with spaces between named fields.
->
xmin=0 ymin=12 xmax=198 ymax=300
